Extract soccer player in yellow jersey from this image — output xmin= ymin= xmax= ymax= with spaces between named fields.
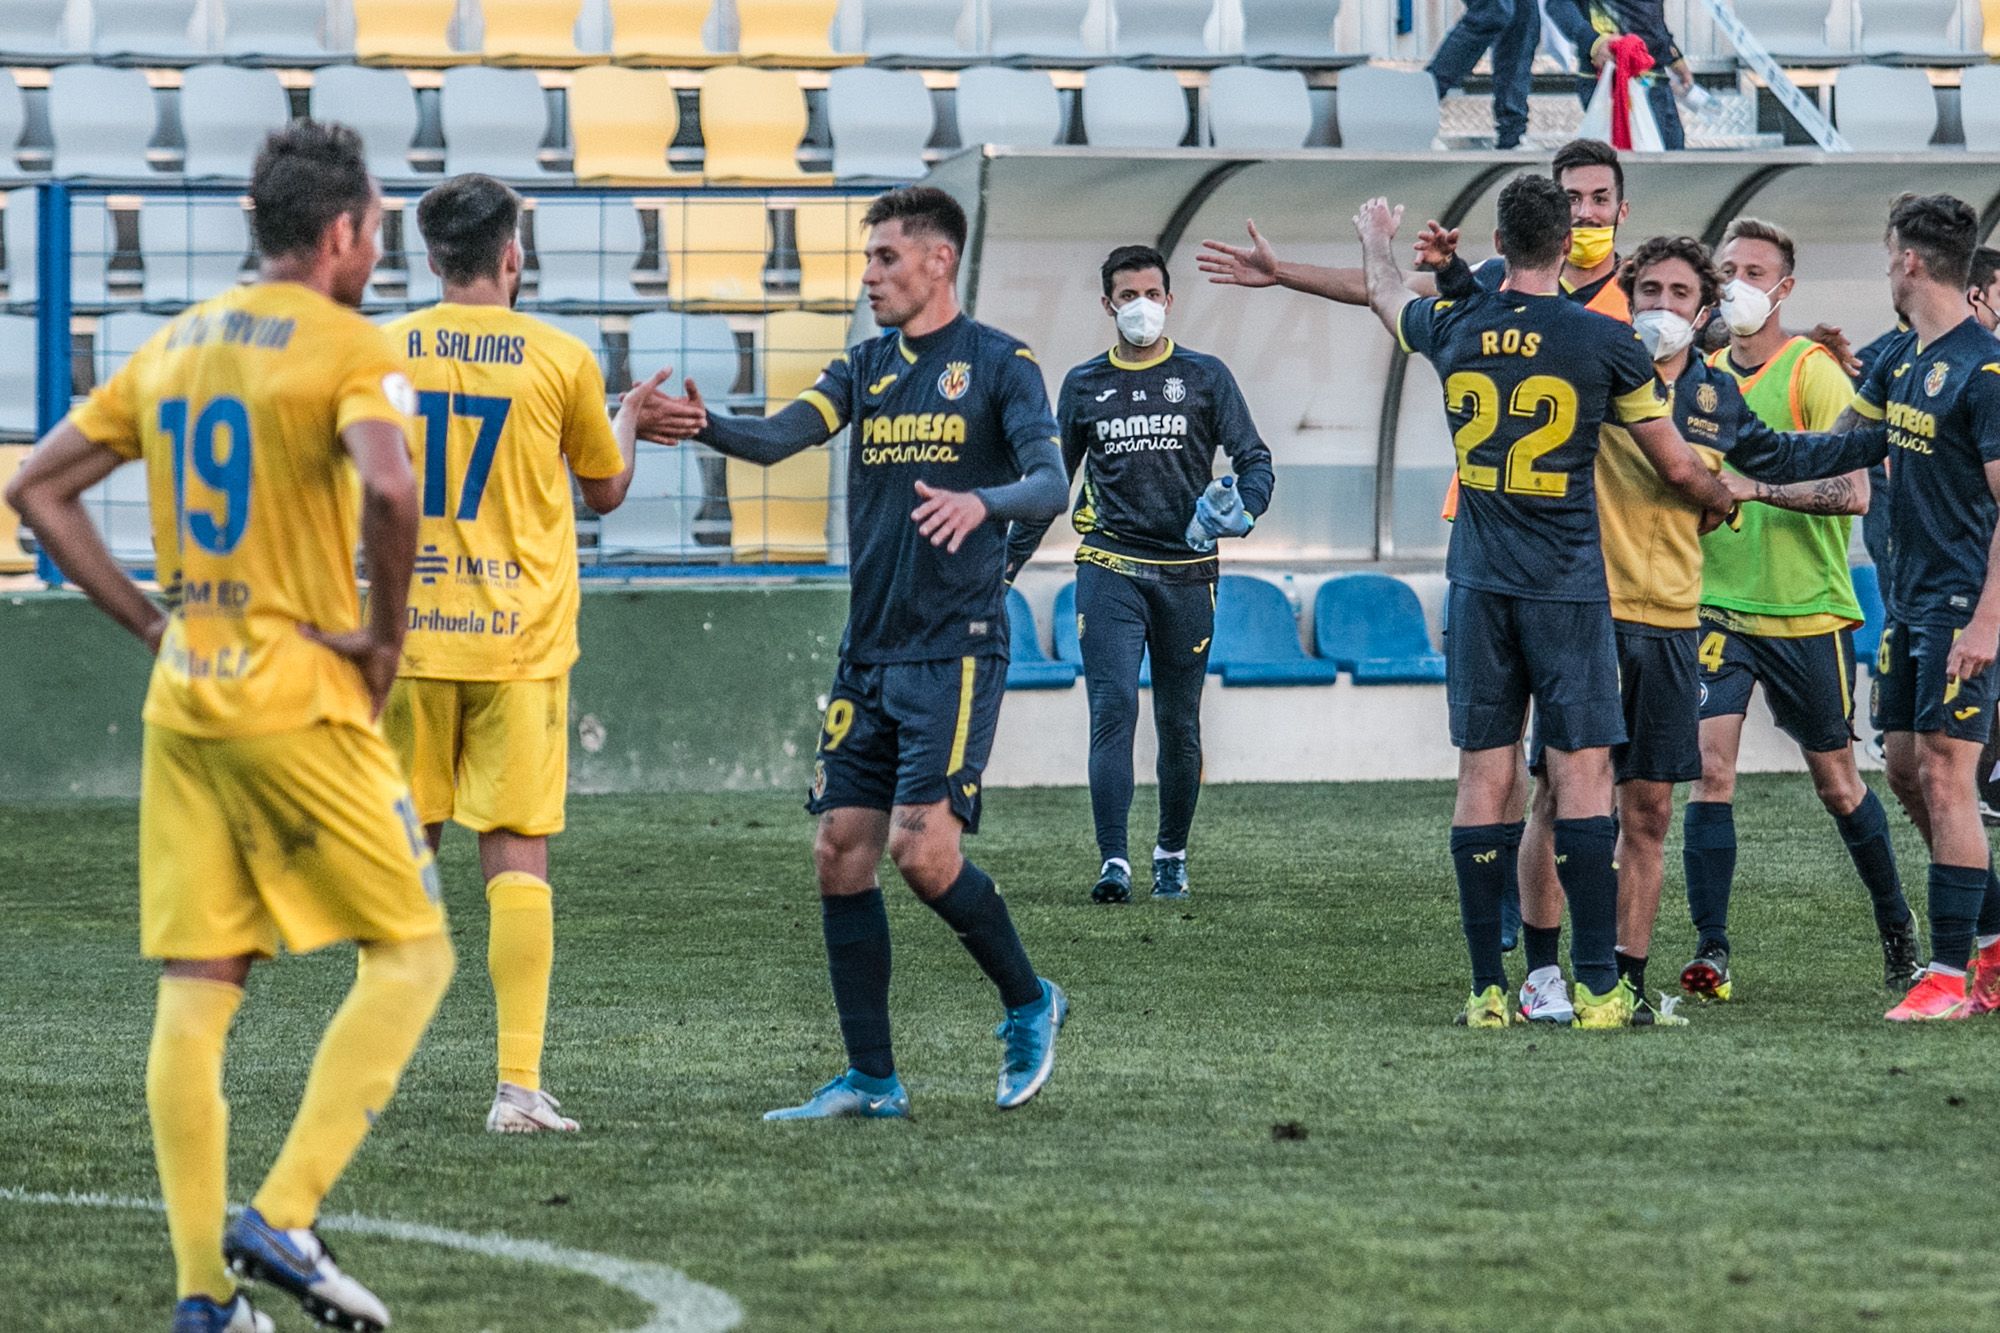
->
xmin=380 ymin=174 xmax=638 ymax=1135
xmin=6 ymin=123 xmax=449 ymax=1333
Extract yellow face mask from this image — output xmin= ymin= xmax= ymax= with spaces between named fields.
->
xmin=1567 ymin=226 xmax=1616 ymax=270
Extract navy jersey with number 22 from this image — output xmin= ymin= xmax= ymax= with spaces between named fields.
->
xmin=1398 ymin=291 xmax=1669 ymax=602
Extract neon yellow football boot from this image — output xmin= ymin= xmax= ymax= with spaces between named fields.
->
xmin=1456 ymin=985 xmax=1512 ymax=1029
xmin=1572 ymin=976 xmax=1635 ymax=1029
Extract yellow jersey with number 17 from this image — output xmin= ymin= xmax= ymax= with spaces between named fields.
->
xmin=382 ymin=304 xmax=624 ymax=682
xmin=67 ymin=281 xmax=417 ymax=740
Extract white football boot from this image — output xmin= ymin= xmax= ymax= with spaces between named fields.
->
xmin=1518 ymin=967 xmax=1576 ymax=1024
xmin=486 ymin=1082 xmax=580 ymax=1133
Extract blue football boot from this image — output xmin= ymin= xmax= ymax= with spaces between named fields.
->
xmin=173 ymin=1295 xmax=273 ymax=1333
xmin=1152 ymin=856 xmax=1190 ymax=900
xmin=995 ymin=979 xmax=1068 ymax=1109
xmin=1091 ymin=859 xmax=1132 ymax=904
xmin=763 ymin=1068 xmax=911 ymax=1121
xmin=223 ymin=1207 xmax=390 ymax=1332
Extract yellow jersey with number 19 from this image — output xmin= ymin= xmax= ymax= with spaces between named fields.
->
xmin=382 ymin=304 xmax=624 ymax=682
xmin=66 ymin=281 xmax=417 ymax=739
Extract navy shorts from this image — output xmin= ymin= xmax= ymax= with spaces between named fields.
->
xmin=1872 ymin=620 xmax=2000 ymax=743
xmin=807 ymin=655 xmax=1006 ymax=831
xmin=1695 ymin=612 xmax=1856 ymax=753
xmin=1528 ymin=622 xmax=1700 ymax=783
xmin=1444 ymin=584 xmax=1625 ymax=753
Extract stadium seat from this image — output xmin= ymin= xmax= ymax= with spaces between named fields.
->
xmin=597 ymin=441 xmax=705 ymax=554
xmin=6 ymin=192 xmax=116 ymax=303
xmin=0 ymin=73 xmax=24 ymax=178
xmin=663 ymin=198 xmax=770 ymax=306
xmin=1962 ymin=64 xmax=2000 ymax=149
xmin=628 ymin=309 xmax=742 ymax=404
xmin=1335 ymin=65 xmax=1438 ymax=149
xmin=0 ymin=443 xmax=32 ymax=571
xmin=1859 ymin=0 xmax=1965 ymax=58
xmin=179 ymin=66 xmax=291 ymax=178
xmin=759 ymin=309 xmax=847 ymax=402
xmin=392 ymin=198 xmax=442 ymax=303
xmin=861 ymin=0 xmax=967 ymax=62
xmin=0 ymin=0 xmax=74 ymax=58
xmin=94 ymin=310 xmax=169 ymax=386
xmin=1312 ymin=573 xmax=1445 ymax=684
xmin=3 ymin=188 xmax=34 ymax=300
xmin=1850 ymin=563 xmax=1885 ymax=674
xmin=352 ymin=0 xmax=460 ymax=63
xmin=47 ymin=65 xmax=155 ymax=177
xmin=0 ymin=313 xmax=34 ymax=433
xmin=529 ymin=196 xmax=643 ymax=303
xmin=222 ymin=0 xmax=343 ymax=61
xmin=738 ymin=0 xmax=856 ymax=65
xmin=92 ymin=0 xmax=203 ymax=60
xmin=481 ymin=0 xmax=599 ymax=62
xmin=699 ymin=67 xmax=823 ymax=184
xmin=792 ymin=199 xmax=864 ymax=307
xmin=1006 ymin=586 xmax=1081 ymax=689
xmin=1833 ymin=65 xmax=1936 ymax=149
xmin=1114 ymin=0 xmax=1216 ymax=61
xmin=726 ymin=448 xmax=829 ymax=561
xmin=826 ymin=67 xmax=933 ymax=182
xmin=569 ymin=65 xmax=678 ymax=181
xmin=1727 ymin=0 xmax=1843 ymax=61
xmin=442 ymin=66 xmax=550 ymax=178
xmin=310 ymin=66 xmax=420 ymax=179
xmin=79 ymin=458 xmax=156 ymax=564
xmin=1240 ymin=0 xmax=1342 ymax=62
xmin=608 ymin=0 xmax=721 ymax=63
xmin=1208 ymin=65 xmax=1312 ymax=148
xmin=955 ymin=66 xmax=1064 ymax=146
xmin=1208 ymin=573 xmax=1341 ymax=685
xmin=1081 ymin=67 xmax=1190 ymax=148
xmin=531 ymin=312 xmax=610 ymax=385
xmin=140 ymin=198 xmax=252 ymax=303
xmin=989 ymin=0 xmax=1091 ymax=60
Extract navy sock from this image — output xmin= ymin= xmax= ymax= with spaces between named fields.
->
xmin=1980 ymin=868 xmax=2000 ymax=938
xmin=1524 ymin=923 xmax=1562 ymax=973
xmin=1616 ymin=949 xmax=1647 ymax=996
xmin=1450 ymin=825 xmax=1511 ymax=993
xmin=1556 ymin=816 xmax=1620 ymax=994
xmin=1499 ymin=820 xmax=1525 ymax=949
xmin=1926 ymin=863 xmax=1988 ymax=971
xmin=926 ymin=861 xmax=1042 ymax=1010
xmin=821 ymin=889 xmax=893 ymax=1080
xmin=1833 ymin=789 xmax=1912 ymax=933
xmin=1683 ymin=801 xmax=1737 ymax=951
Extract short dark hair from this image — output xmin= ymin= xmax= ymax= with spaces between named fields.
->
xmin=1971 ymin=245 xmax=2000 ymax=292
xmin=1100 ymin=244 xmax=1170 ymax=298
xmin=416 ymin=174 xmax=522 ymax=286
xmin=249 ymin=120 xmax=373 ymax=260
xmin=861 ymin=185 xmax=967 ymax=257
xmin=1551 ymin=138 xmax=1623 ymax=204
xmin=1619 ymin=235 xmax=1723 ymax=311
xmin=1887 ymin=192 xmax=1978 ymax=288
xmin=1495 ymin=173 xmax=1572 ymax=271
xmin=1720 ymin=217 xmax=1795 ymax=277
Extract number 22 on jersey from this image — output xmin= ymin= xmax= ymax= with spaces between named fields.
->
xmin=1445 ymin=372 xmax=1578 ymax=497
xmin=416 ymin=390 xmax=514 ymax=521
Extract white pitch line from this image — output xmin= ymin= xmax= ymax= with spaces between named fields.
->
xmin=0 ymin=1185 xmax=743 ymax=1333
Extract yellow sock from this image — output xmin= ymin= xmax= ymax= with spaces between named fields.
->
xmin=251 ymin=932 xmax=454 ymax=1229
xmin=147 ymin=976 xmax=242 ymax=1302
xmin=486 ymin=872 xmax=555 ymax=1091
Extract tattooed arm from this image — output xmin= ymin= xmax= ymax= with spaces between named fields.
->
xmin=1733 ymin=468 xmax=1871 ymax=516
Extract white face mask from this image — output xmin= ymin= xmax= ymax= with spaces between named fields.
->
xmin=1718 ymin=278 xmax=1780 ymax=337
xmin=1115 ymin=296 xmax=1167 ymax=347
xmin=1633 ymin=308 xmax=1695 ymax=363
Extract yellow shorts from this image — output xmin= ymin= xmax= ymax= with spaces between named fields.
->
xmin=383 ymin=675 xmax=569 ymax=837
xmin=140 ymin=721 xmax=446 ymax=960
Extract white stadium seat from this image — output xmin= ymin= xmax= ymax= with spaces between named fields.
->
xmin=179 ymin=66 xmax=291 ymax=179
xmin=1833 ymin=65 xmax=1936 ymax=149
xmin=47 ymin=65 xmax=156 ymax=178
xmin=92 ymin=0 xmax=204 ymax=60
xmin=1960 ymin=64 xmax=2000 ymax=150
xmin=529 ymin=196 xmax=642 ymax=303
xmin=223 ymin=0 xmax=346 ymax=61
xmin=0 ymin=312 xmax=35 ymax=432
xmin=141 ymin=198 xmax=252 ymax=303
xmin=95 ymin=310 xmax=170 ymax=386
xmin=954 ymin=66 xmax=1064 ymax=146
xmin=1080 ymin=67 xmax=1189 ymax=148
xmin=80 ymin=457 xmax=157 ymax=563
xmin=442 ymin=66 xmax=551 ymax=179
xmin=989 ymin=0 xmax=1091 ymax=60
xmin=627 ymin=310 xmax=742 ymax=405
xmin=0 ymin=72 xmax=24 ymax=179
xmin=597 ymin=442 xmax=706 ymax=556
xmin=1858 ymin=0 xmax=1965 ymax=58
xmin=1114 ymin=0 xmax=1215 ymax=60
xmin=827 ymin=67 xmax=934 ymax=182
xmin=1727 ymin=0 xmax=1842 ymax=60
xmin=310 ymin=66 xmax=420 ymax=180
xmin=0 ymin=0 xmax=73 ymax=58
xmin=861 ymin=0 xmax=966 ymax=60
xmin=1208 ymin=65 xmax=1313 ymax=149
xmin=1240 ymin=0 xmax=1342 ymax=61
xmin=1335 ymin=64 xmax=1438 ymax=149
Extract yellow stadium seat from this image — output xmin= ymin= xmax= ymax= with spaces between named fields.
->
xmin=727 ymin=452 xmax=830 ymax=561
xmin=698 ymin=66 xmax=831 ymax=185
xmin=663 ymin=198 xmax=771 ymax=308
xmin=737 ymin=0 xmax=860 ymax=66
xmin=761 ymin=310 xmax=848 ymax=401
xmin=1987 ymin=0 xmax=2000 ymax=55
xmin=0 ymin=444 xmax=32 ymax=574
xmin=570 ymin=66 xmax=679 ymax=181
xmin=353 ymin=0 xmax=460 ymax=63
xmin=609 ymin=0 xmax=725 ymax=64
xmin=482 ymin=0 xmax=598 ymax=63
xmin=791 ymin=199 xmax=865 ymax=310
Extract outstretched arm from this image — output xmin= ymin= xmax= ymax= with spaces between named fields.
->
xmin=638 ymin=380 xmax=833 ymax=465
xmin=1198 ymin=218 xmax=1440 ymax=306
xmin=1722 ymin=406 xmax=1890 ymax=486
xmin=1730 ymin=467 xmax=1870 ymax=516
xmin=1627 ymin=417 xmax=1737 ymax=529
xmin=1353 ymin=197 xmax=1419 ymax=337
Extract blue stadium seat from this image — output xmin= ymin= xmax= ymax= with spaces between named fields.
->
xmin=1005 ymin=587 xmax=1080 ymax=690
xmin=1313 ymin=572 xmax=1445 ymax=684
xmin=1850 ymin=562 xmax=1884 ymax=675
xmin=1211 ymin=573 xmax=1341 ymax=686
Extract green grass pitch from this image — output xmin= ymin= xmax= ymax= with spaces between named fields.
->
xmin=5 ymin=776 xmax=1999 ymax=1331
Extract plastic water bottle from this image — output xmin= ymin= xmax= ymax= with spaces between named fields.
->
xmin=1186 ymin=476 xmax=1242 ymax=550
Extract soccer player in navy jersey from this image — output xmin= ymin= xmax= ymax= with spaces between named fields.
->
xmin=637 ymin=186 xmax=1073 ymax=1114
